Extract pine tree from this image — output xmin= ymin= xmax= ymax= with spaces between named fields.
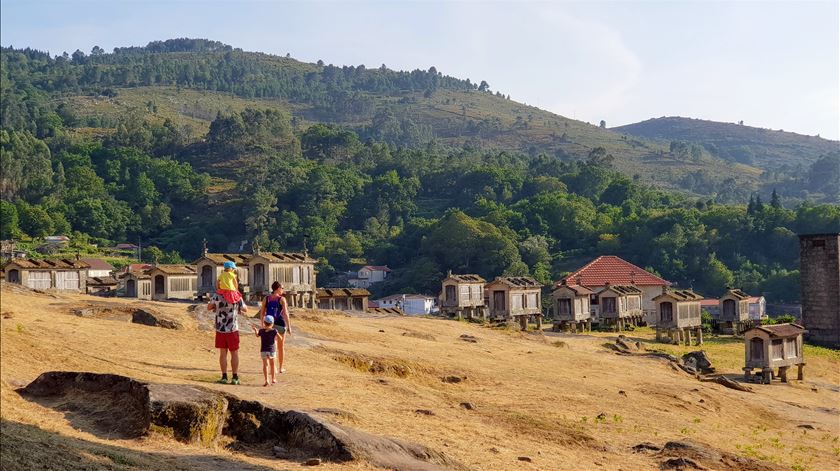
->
xmin=770 ymin=189 xmax=781 ymax=209
xmin=747 ymin=194 xmax=755 ymax=215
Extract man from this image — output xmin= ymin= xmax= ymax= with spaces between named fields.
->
xmin=208 ymin=290 xmax=248 ymax=384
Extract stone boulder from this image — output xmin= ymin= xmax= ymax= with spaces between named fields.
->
xmin=681 ymin=351 xmax=714 ymax=374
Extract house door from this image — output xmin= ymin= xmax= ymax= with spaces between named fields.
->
xmin=749 ymin=338 xmax=763 ymax=361
xmin=254 ymin=264 xmax=265 ymax=290
xmin=56 ymin=271 xmax=79 ymax=290
xmin=445 ymin=285 xmax=456 ymax=303
xmin=493 ymin=291 xmax=506 ymax=311
xmin=200 ymin=265 xmax=213 ymax=289
xmin=154 ymin=275 xmax=165 ymax=295
xmin=660 ymin=302 xmax=673 ymax=323
xmin=127 ymin=279 xmax=137 ymax=297
xmin=7 ymin=269 xmax=19 ymax=283
xmin=723 ymin=299 xmax=736 ymax=320
xmin=602 ymin=297 xmax=617 ymax=315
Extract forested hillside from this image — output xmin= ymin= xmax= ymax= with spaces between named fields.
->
xmin=1 ymin=39 xmax=838 ymax=302
xmin=616 ymin=117 xmax=839 ymax=203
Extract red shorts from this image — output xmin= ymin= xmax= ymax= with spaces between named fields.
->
xmin=215 ymin=331 xmax=240 ymax=351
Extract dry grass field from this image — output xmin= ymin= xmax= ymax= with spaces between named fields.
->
xmin=1 ymin=283 xmax=838 ymax=470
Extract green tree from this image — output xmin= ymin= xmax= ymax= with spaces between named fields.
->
xmin=0 ymin=200 xmax=20 ymax=238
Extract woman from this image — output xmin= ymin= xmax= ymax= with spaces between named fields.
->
xmin=259 ymin=281 xmax=292 ymax=374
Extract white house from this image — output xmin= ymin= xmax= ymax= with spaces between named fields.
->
xmin=81 ymin=258 xmax=115 ymax=278
xmin=348 ymin=265 xmax=391 ymax=289
xmin=748 ymin=296 xmax=767 ymax=321
xmin=376 ymin=294 xmax=436 ymax=315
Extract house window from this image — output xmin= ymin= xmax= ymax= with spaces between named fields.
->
xmin=526 ymin=293 xmax=538 ymax=308
xmin=785 ymin=338 xmax=798 ymax=358
xmin=771 ymin=339 xmax=784 ymax=360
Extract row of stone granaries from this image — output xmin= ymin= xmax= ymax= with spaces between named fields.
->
xmin=441 ymin=256 xmax=768 ymax=343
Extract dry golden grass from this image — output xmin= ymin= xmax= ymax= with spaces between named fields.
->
xmin=1 ymin=284 xmax=838 ymax=470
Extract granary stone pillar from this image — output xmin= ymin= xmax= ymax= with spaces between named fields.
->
xmin=536 ymin=315 xmax=543 ymax=330
xmin=519 ymin=316 xmax=527 ymax=331
xmin=797 ymin=363 xmax=805 ymax=380
xmin=695 ymin=327 xmax=703 ymax=346
xmin=779 ymin=366 xmax=789 ymax=383
xmin=685 ymin=328 xmax=692 ymax=346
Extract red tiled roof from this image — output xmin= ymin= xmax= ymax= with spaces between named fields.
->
xmin=80 ymin=258 xmax=115 ymax=271
xmin=559 ymin=256 xmax=669 ymax=287
xmin=700 ymin=299 xmax=719 ymax=307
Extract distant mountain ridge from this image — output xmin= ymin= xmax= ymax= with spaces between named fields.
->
xmin=614 ymin=116 xmax=837 ymax=170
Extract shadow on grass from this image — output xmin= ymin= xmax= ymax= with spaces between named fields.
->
xmin=0 ymin=419 xmax=277 ymax=471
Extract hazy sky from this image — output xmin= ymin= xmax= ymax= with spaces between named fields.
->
xmin=2 ymin=0 xmax=838 ymax=139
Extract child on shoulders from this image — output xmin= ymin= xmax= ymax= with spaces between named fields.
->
xmin=217 ymin=261 xmax=243 ymax=304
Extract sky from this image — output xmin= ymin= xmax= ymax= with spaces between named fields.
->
xmin=2 ymin=0 xmax=838 ymax=139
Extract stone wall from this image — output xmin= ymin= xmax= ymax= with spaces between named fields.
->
xmin=799 ymin=234 xmax=840 ymax=348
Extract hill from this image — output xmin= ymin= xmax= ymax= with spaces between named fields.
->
xmin=614 ymin=117 xmax=838 ymax=170
xmin=1 ymin=40 xmax=765 ymax=195
xmin=1 ymin=285 xmax=839 ymax=470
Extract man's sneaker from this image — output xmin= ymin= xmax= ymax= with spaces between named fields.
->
xmin=216 ymin=377 xmax=228 ymax=384
xmin=231 ymin=378 xmax=240 ymax=385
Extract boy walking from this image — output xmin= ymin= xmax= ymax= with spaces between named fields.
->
xmin=252 ymin=316 xmax=280 ymax=386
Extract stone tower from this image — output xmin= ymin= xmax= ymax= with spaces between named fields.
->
xmin=799 ymin=233 xmax=840 ymax=347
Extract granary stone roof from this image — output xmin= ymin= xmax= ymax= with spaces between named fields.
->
xmin=750 ymin=323 xmax=806 ymax=338
xmin=195 ymin=252 xmax=315 ymax=265
xmin=444 ymin=274 xmax=486 ymax=283
xmin=361 ymin=265 xmax=392 ymax=272
xmin=599 ymin=284 xmax=643 ymax=296
xmin=553 ymin=282 xmax=594 ymax=295
xmin=87 ymin=276 xmax=119 ymax=286
xmin=488 ymin=276 xmax=542 ymax=288
xmin=653 ymin=288 xmax=704 ymax=302
xmin=318 ymin=288 xmax=371 ymax=297
xmin=149 ymin=265 xmax=197 ymax=275
xmin=722 ymin=288 xmax=751 ymax=300
xmin=560 ymin=255 xmax=670 ymax=287
xmin=5 ymin=258 xmax=90 ymax=270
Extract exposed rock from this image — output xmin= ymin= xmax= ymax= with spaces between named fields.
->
xmin=797 ymin=424 xmax=815 ymax=430
xmin=682 ymin=351 xmax=714 ymax=374
xmin=459 ymin=402 xmax=476 ymax=410
xmin=633 ymin=442 xmax=661 ymax=453
xmin=443 ymin=375 xmax=465 ymax=384
xmin=304 ymin=458 xmax=322 ymax=466
xmin=415 ymin=409 xmax=435 ymax=416
xmin=517 ymin=456 xmax=532 ymax=462
xmin=458 ymin=334 xmax=478 ymax=343
xmin=699 ymin=376 xmax=753 ymax=393
xmin=618 ymin=390 xmax=627 ymax=396
xmin=378 ymin=329 xmax=385 ymax=333
xmin=149 ymin=383 xmax=228 ymax=445
xmin=595 ymin=412 xmax=607 ymax=421
xmin=655 ymin=440 xmax=783 ymax=471
xmin=273 ymin=445 xmax=288 ymax=457
xmin=132 ymin=309 xmax=183 ymax=329
xmin=19 ymin=371 xmax=461 ymax=470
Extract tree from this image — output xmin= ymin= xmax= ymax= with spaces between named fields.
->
xmin=770 ymin=189 xmax=781 ymax=209
xmin=599 ymin=120 xmax=606 ymax=129
xmin=478 ymin=80 xmax=489 ymax=92
xmin=0 ymin=200 xmax=20 ymax=239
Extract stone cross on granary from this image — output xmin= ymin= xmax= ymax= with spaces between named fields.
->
xmin=202 ymin=238 xmax=208 ymax=257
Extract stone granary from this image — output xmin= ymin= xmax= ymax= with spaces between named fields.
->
xmin=194 ymin=244 xmax=317 ymax=308
xmin=122 ymin=264 xmax=197 ymax=301
xmin=439 ymin=272 xmax=487 ymax=320
xmin=485 ymin=276 xmax=542 ymax=330
xmin=653 ymin=287 xmax=704 ymax=345
xmin=551 ymin=280 xmax=593 ymax=332
xmin=743 ymin=323 xmax=806 ymax=384
xmin=86 ymin=276 xmax=119 ymax=295
xmin=717 ymin=288 xmax=752 ymax=335
xmin=317 ymin=288 xmax=370 ymax=312
xmin=596 ymin=283 xmax=644 ymax=331
xmin=2 ymin=258 xmax=90 ymax=292
xmin=799 ymin=233 xmax=840 ymax=348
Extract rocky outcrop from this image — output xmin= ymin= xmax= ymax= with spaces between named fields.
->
xmin=19 ymin=371 xmax=460 ymax=470
xmin=633 ymin=439 xmax=784 ymax=471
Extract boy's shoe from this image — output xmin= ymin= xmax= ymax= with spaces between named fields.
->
xmin=231 ymin=378 xmax=240 ymax=385
xmin=216 ymin=378 xmax=228 ymax=384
